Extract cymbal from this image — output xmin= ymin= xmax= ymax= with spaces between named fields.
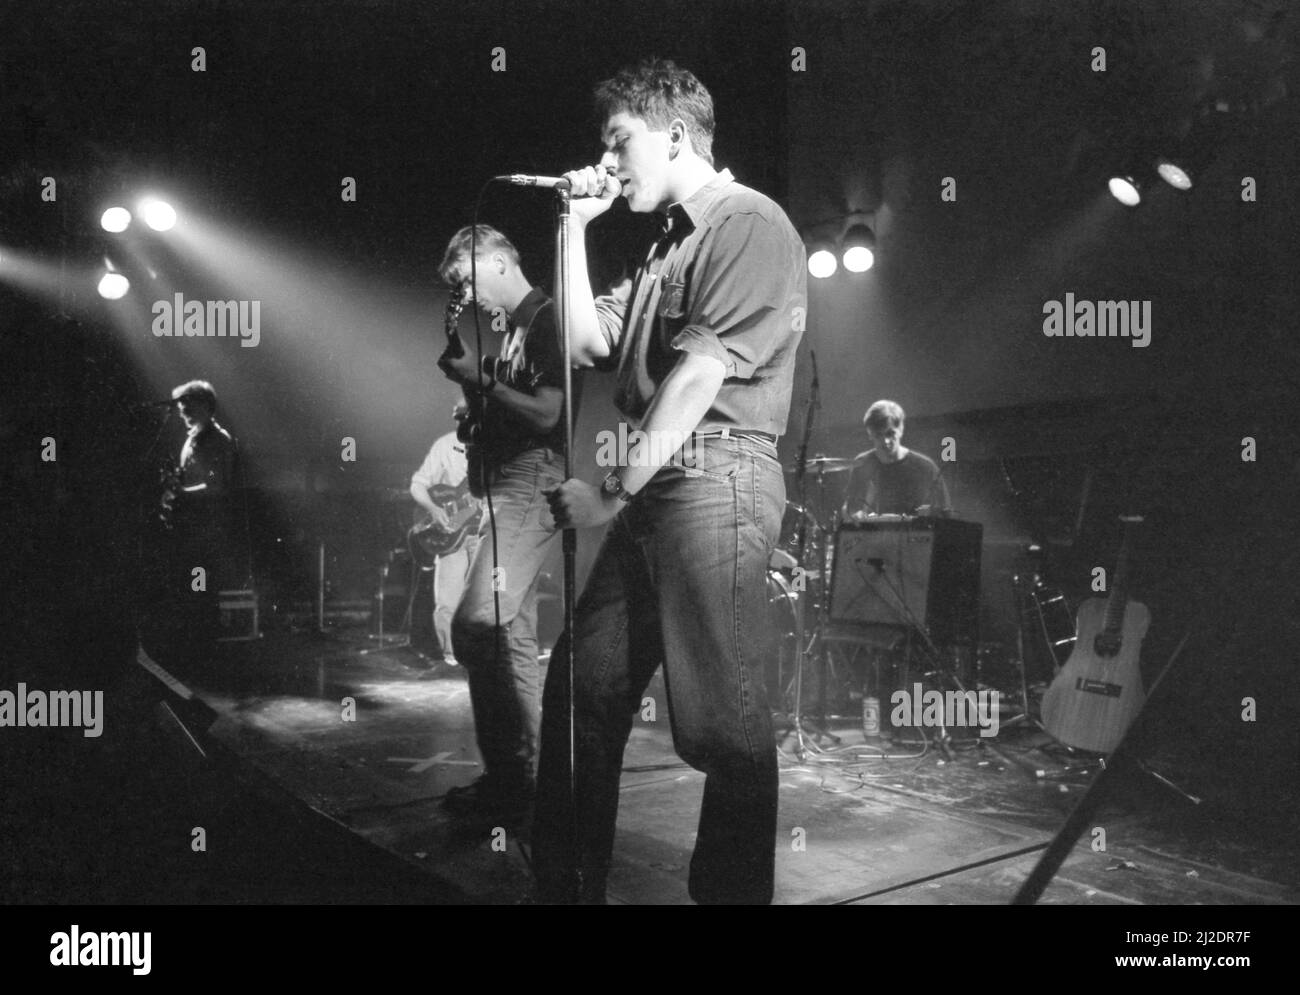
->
xmin=785 ymin=456 xmax=856 ymax=474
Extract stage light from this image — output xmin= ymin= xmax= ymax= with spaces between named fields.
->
xmin=1155 ymin=104 xmax=1230 ymax=193
xmin=806 ymin=235 xmax=839 ymax=278
xmin=841 ymin=223 xmax=875 ymax=273
xmin=140 ymin=199 xmax=177 ymax=232
xmin=1154 ymin=158 xmax=1193 ymax=191
xmin=807 ymin=247 xmax=837 ymax=279
xmin=1108 ymin=174 xmax=1144 ymax=207
xmin=101 ymin=207 xmax=132 ymax=233
xmin=98 ymin=272 xmax=130 ymax=299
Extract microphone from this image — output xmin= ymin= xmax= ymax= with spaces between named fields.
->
xmin=131 ymin=398 xmax=180 ymax=411
xmin=496 ymin=174 xmax=572 ymax=190
xmin=495 ymin=174 xmax=627 ymax=197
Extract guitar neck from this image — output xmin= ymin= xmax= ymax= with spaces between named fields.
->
xmin=1102 ymin=517 xmax=1141 ymax=635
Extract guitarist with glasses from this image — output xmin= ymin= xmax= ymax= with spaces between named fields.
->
xmin=434 ymin=224 xmax=576 ymax=828
xmin=409 ymin=402 xmax=483 ymax=667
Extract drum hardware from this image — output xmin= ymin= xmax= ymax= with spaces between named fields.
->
xmin=772 ymin=353 xmax=842 ymax=756
xmin=359 ymin=487 xmax=443 ymax=662
xmin=1028 ymin=584 xmax=1076 ymax=671
xmin=359 ymin=553 xmax=417 ymax=656
xmin=824 ymin=517 xmax=985 ymax=758
xmin=998 ymin=543 xmax=1076 ymax=733
xmin=784 ymin=455 xmax=856 ymax=474
xmin=771 ymin=516 xmax=842 ymax=755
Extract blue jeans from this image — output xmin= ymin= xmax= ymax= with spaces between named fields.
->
xmin=534 ymin=434 xmax=784 ymax=903
xmin=452 ymin=447 xmax=563 ymax=793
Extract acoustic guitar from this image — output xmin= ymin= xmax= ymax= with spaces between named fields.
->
xmin=1041 ymin=515 xmax=1149 ymax=754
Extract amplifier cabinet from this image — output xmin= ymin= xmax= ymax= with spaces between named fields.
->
xmin=828 ymin=517 xmax=982 ymax=647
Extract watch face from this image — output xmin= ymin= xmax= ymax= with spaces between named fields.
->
xmin=602 ymin=474 xmax=622 ymax=495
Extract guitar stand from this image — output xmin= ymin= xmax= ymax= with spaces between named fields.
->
xmin=999 ymin=574 xmax=1049 ymax=735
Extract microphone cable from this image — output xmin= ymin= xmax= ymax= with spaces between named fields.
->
xmin=466 ymin=182 xmax=505 ymax=679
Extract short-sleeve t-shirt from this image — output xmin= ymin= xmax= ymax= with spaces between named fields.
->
xmin=842 ymin=450 xmax=948 ymax=516
xmin=475 ymin=287 xmax=574 ymax=462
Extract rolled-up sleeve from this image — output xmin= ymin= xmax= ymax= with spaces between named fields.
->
xmin=670 ymin=212 xmax=799 ymax=379
xmin=592 ymin=281 xmax=631 ymax=370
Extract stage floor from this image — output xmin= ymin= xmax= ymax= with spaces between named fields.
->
xmin=104 ymin=624 xmax=1295 ymax=906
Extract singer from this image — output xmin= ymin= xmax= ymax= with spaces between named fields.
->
xmin=841 ymin=400 xmax=950 ymax=518
xmin=535 ymin=59 xmax=807 ymax=904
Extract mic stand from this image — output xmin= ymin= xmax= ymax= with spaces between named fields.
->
xmin=554 ymin=184 xmax=582 ymax=898
xmin=360 ymin=557 xmax=411 ymax=654
xmin=999 ymin=572 xmax=1047 ymax=734
xmin=853 ymin=548 xmax=965 ymax=758
xmin=773 ymin=352 xmax=838 ymax=757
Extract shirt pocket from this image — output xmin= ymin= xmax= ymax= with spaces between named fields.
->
xmin=657 ymin=281 xmax=688 ymax=320
xmin=653 ymin=282 xmax=690 ymax=370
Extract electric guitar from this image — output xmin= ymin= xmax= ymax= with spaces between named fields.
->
xmin=436 ymin=290 xmax=487 ymax=498
xmin=1041 ymin=515 xmax=1149 ymax=754
xmin=408 ymin=481 xmax=481 ymax=567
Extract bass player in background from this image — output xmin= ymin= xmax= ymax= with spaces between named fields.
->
xmin=409 ymin=402 xmax=482 ymax=666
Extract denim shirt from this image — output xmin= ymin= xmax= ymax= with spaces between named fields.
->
xmin=592 ymin=169 xmax=807 ymax=437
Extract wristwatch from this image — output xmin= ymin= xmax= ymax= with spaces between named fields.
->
xmin=601 ymin=471 xmax=634 ymax=503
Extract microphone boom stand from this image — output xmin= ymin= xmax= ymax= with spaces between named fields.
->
xmin=774 ymin=352 xmax=838 ymax=757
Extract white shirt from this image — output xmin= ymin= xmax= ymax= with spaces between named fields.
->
xmin=411 ymin=431 xmax=468 ymax=490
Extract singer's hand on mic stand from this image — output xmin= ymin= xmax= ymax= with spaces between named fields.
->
xmin=544 ymin=478 xmax=619 ymax=530
xmin=561 ymin=165 xmax=620 ymax=225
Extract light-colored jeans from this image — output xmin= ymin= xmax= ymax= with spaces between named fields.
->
xmin=452 ymin=447 xmax=564 ymax=792
xmin=433 ymin=535 xmax=477 ymax=661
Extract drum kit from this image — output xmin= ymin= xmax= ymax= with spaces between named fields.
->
xmin=765 ymin=453 xmax=1054 ymax=756
xmin=765 ymin=454 xmax=863 ymax=750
